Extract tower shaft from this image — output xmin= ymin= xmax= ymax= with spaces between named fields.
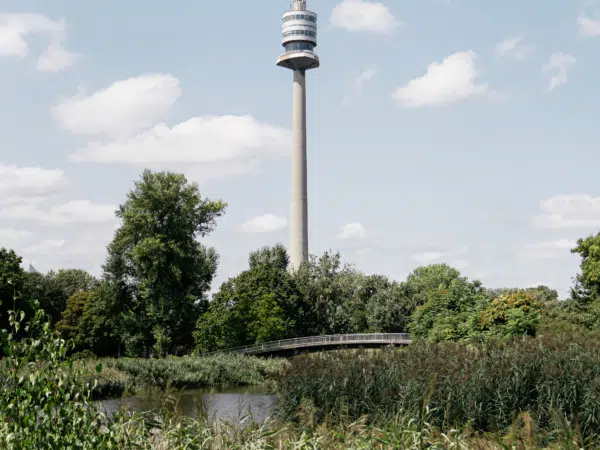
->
xmin=289 ymin=69 xmax=309 ymax=270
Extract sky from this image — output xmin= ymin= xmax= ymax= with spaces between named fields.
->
xmin=1 ymin=0 xmax=600 ymax=298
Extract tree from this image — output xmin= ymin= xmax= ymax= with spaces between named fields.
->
xmin=476 ymin=291 xmax=542 ymax=338
xmin=104 ymin=169 xmax=226 ymax=356
xmin=194 ymin=245 xmax=300 ymax=352
xmin=78 ymin=281 xmax=123 ymax=357
xmin=366 ymin=282 xmax=413 ymax=333
xmin=0 ymin=248 xmax=27 ymax=331
xmin=404 ymin=264 xmax=462 ymax=309
xmin=409 ymin=276 xmax=489 ymax=342
xmin=55 ymin=291 xmax=91 ymax=350
xmin=571 ymin=233 xmax=600 ymax=301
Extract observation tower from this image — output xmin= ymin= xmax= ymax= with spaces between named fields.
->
xmin=277 ymin=0 xmax=319 ymax=270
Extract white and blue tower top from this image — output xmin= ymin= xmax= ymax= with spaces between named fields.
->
xmin=277 ymin=0 xmax=320 ymax=71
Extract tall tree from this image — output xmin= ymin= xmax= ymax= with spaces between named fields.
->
xmin=104 ymin=169 xmax=226 ymax=356
xmin=194 ymin=245 xmax=300 ymax=352
xmin=571 ymin=233 xmax=600 ymax=303
xmin=0 ymin=248 xmax=27 ymax=331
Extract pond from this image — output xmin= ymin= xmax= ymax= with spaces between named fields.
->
xmin=98 ymin=385 xmax=277 ymax=425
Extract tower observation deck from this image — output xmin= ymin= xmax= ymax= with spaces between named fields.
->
xmin=277 ymin=1 xmax=320 ymax=271
xmin=277 ymin=0 xmax=320 ymax=71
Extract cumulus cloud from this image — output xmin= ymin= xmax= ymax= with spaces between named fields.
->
xmin=241 ymin=214 xmax=287 ymax=233
xmin=0 ymin=228 xmax=32 ymax=246
xmin=393 ymin=51 xmax=489 ymax=107
xmin=543 ymin=53 xmax=576 ymax=91
xmin=60 ymin=74 xmax=291 ymax=180
xmin=578 ymin=14 xmax=600 ymax=38
xmin=52 ymin=74 xmax=182 ymax=137
xmin=532 ymin=194 xmax=600 ymax=229
xmin=0 ymin=13 xmax=77 ymax=71
xmin=331 ymin=0 xmax=399 ymax=34
xmin=520 ymin=240 xmax=577 ymax=259
xmin=0 ymin=200 xmax=115 ymax=226
xmin=69 ymin=115 xmax=289 ymax=165
xmin=495 ymin=36 xmax=534 ymax=61
xmin=0 ymin=163 xmax=66 ymax=202
xmin=337 ymin=223 xmax=367 ymax=240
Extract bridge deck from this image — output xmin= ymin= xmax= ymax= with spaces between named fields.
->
xmin=209 ymin=333 xmax=411 ymax=356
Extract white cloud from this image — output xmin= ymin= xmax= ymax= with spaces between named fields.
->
xmin=52 ymin=74 xmax=182 ymax=137
xmin=578 ymin=14 xmax=600 ymax=38
xmin=343 ymin=68 xmax=377 ymax=105
xmin=337 ymin=223 xmax=367 ymax=240
xmin=543 ymin=53 xmax=576 ymax=91
xmin=0 ymin=13 xmax=64 ymax=58
xmin=393 ymin=51 xmax=489 ymax=107
xmin=0 ymin=163 xmax=66 ymax=202
xmin=520 ymin=240 xmax=576 ymax=259
xmin=0 ymin=200 xmax=115 ymax=226
xmin=36 ymin=42 xmax=78 ymax=72
xmin=331 ymin=0 xmax=399 ymax=34
xmin=241 ymin=214 xmax=287 ymax=233
xmin=69 ymin=115 xmax=289 ymax=166
xmin=532 ymin=194 xmax=600 ymax=229
xmin=23 ymin=239 xmax=66 ymax=256
xmin=495 ymin=36 xmax=534 ymax=61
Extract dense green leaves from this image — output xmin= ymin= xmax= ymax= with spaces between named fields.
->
xmin=104 ymin=169 xmax=226 ymax=356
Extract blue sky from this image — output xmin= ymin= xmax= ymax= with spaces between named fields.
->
xmin=1 ymin=0 xmax=600 ymax=297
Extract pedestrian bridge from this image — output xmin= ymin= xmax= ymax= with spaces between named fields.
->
xmin=210 ymin=333 xmax=411 ymax=357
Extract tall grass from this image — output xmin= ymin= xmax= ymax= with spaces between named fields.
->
xmin=275 ymin=330 xmax=600 ymax=442
xmin=76 ymin=354 xmax=288 ymax=398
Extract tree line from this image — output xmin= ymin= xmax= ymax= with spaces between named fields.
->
xmin=1 ymin=169 xmax=599 ymax=357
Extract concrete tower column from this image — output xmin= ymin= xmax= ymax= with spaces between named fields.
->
xmin=276 ymin=1 xmax=319 ymax=271
xmin=290 ymin=69 xmax=309 ymax=270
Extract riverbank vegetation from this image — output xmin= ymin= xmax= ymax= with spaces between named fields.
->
xmin=3 ymin=168 xmax=600 ymax=447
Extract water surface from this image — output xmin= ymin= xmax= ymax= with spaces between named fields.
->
xmin=99 ymin=386 xmax=277 ymax=425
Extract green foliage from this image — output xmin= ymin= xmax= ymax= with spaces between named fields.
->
xmin=477 ymin=291 xmax=542 ymax=338
xmin=104 ymin=169 xmax=226 ymax=356
xmin=22 ymin=269 xmax=97 ymax=326
xmin=366 ymin=281 xmax=413 ymax=333
xmin=276 ymin=332 xmax=600 ymax=442
xmin=195 ymin=245 xmax=301 ymax=352
xmin=572 ymin=233 xmax=600 ymax=301
xmin=100 ymin=354 xmax=286 ymax=391
xmin=0 ymin=310 xmax=126 ymax=448
xmin=409 ymin=275 xmax=488 ymax=342
xmin=0 ymin=248 xmax=27 ymax=331
xmin=55 ymin=290 xmax=91 ymax=349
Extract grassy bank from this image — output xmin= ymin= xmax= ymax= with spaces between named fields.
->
xmin=74 ymin=354 xmax=288 ymax=399
xmin=275 ymin=329 xmax=600 ymax=443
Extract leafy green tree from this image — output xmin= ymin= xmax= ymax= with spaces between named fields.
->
xmin=104 ymin=169 xmax=226 ymax=356
xmin=55 ymin=291 xmax=91 ymax=349
xmin=78 ymin=281 xmax=123 ymax=357
xmin=366 ymin=282 xmax=413 ymax=333
xmin=22 ymin=269 xmax=97 ymax=326
xmin=476 ymin=291 xmax=542 ymax=338
xmin=571 ymin=233 xmax=600 ymax=301
xmin=409 ymin=276 xmax=489 ymax=342
xmin=0 ymin=248 xmax=28 ymax=331
xmin=404 ymin=264 xmax=462 ymax=308
xmin=195 ymin=245 xmax=300 ymax=352
xmin=293 ymin=252 xmax=365 ymax=336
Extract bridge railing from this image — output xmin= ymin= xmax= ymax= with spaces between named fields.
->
xmin=205 ymin=333 xmax=411 ymax=356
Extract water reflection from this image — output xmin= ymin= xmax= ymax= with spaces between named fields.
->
xmin=98 ymin=386 xmax=277 ymax=425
